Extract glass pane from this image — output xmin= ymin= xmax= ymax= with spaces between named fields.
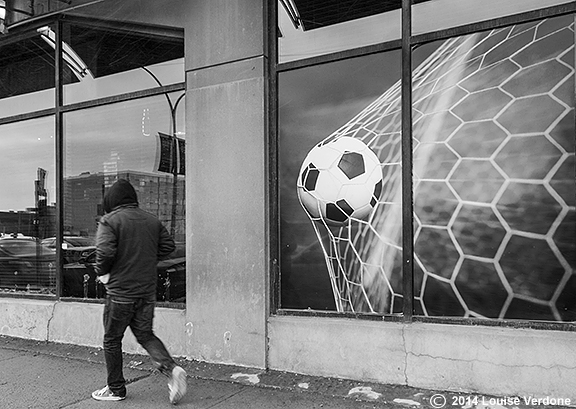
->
xmin=0 ymin=117 xmax=56 ymax=295
xmin=63 ymin=93 xmax=185 ymax=302
xmin=278 ymin=0 xmax=402 ymax=63
xmin=412 ymin=15 xmax=575 ymax=321
xmin=61 ymin=19 xmax=184 ymax=105
xmin=412 ymin=0 xmax=571 ymax=36
xmin=0 ymin=31 xmax=55 ymax=116
xmin=279 ymin=50 xmax=403 ymax=313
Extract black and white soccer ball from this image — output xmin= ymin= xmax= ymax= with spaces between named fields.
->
xmin=297 ymin=137 xmax=383 ymax=226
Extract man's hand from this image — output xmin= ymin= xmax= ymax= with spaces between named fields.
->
xmin=97 ymin=274 xmax=110 ymax=285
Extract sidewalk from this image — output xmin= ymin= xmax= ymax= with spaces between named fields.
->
xmin=0 ymin=335 xmax=572 ymax=409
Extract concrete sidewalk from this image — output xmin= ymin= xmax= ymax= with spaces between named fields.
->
xmin=0 ymin=335 xmax=571 ymax=409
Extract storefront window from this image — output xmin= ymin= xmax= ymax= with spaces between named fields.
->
xmin=0 ymin=0 xmax=186 ymax=304
xmin=278 ymin=2 xmax=575 ymax=322
xmin=63 ymin=94 xmax=185 ymax=303
xmin=279 ymin=51 xmax=402 ymax=312
xmin=0 ymin=117 xmax=57 ymax=296
xmin=412 ymin=15 xmax=575 ymax=321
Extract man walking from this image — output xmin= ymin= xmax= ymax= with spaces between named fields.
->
xmin=91 ymin=178 xmax=187 ymax=404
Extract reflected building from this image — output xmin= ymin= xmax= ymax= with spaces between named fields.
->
xmin=103 ymin=150 xmax=121 ymax=188
xmin=0 ymin=209 xmax=50 ymax=238
xmin=64 ymin=170 xmax=185 ymax=240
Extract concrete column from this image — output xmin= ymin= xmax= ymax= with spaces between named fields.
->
xmin=184 ymin=0 xmax=270 ymax=367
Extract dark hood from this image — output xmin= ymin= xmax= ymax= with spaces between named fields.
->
xmin=103 ymin=179 xmax=139 ymax=213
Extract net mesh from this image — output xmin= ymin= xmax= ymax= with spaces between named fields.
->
xmin=297 ymin=17 xmax=576 ymax=320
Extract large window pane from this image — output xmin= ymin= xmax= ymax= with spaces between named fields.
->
xmin=63 ymin=93 xmax=185 ymax=302
xmin=0 ymin=117 xmax=56 ymax=295
xmin=279 ymin=51 xmax=402 ymax=313
xmin=412 ymin=15 xmax=575 ymax=321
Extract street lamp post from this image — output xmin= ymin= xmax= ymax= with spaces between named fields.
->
xmin=142 ymin=67 xmax=185 ymax=238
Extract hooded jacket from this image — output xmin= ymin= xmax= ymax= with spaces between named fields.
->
xmin=96 ymin=179 xmax=175 ymax=298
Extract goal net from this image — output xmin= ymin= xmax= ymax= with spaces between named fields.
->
xmin=298 ymin=17 xmax=575 ymax=320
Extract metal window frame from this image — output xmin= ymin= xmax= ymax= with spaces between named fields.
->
xmin=0 ymin=14 xmax=185 ymax=305
xmin=271 ymin=2 xmax=576 ymax=331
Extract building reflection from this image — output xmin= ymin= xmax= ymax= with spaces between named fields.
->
xmin=65 ymin=170 xmax=185 ymax=241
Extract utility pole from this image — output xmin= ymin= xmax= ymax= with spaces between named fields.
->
xmin=142 ymin=67 xmax=185 ymax=238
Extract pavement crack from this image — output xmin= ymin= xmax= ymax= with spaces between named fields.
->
xmin=203 ymin=387 xmax=248 ymax=409
xmin=126 ymin=372 xmax=154 ymax=384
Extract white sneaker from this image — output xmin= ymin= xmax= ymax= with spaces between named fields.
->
xmin=168 ymin=366 xmax=187 ymax=404
xmin=91 ymin=385 xmax=126 ymax=401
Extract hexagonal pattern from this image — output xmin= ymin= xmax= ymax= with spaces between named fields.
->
xmin=453 ymin=88 xmax=513 ymax=121
xmin=497 ymin=183 xmax=563 ymax=234
xmin=495 ymin=135 xmax=563 ymax=179
xmin=502 ymin=60 xmax=572 ymax=97
xmin=413 ymin=143 xmax=458 ymax=179
xmin=500 ymin=235 xmax=565 ymax=301
xmin=455 ymin=259 xmax=508 ymax=319
xmin=296 ymin=16 xmax=575 ymax=320
xmin=452 ymin=204 xmax=506 ymax=258
xmin=415 ymin=228 xmax=459 ymax=279
xmin=497 ymin=95 xmax=565 ymax=133
xmin=449 ymin=159 xmax=505 ymax=202
xmin=449 ymin=121 xmax=507 ymax=158
xmin=414 ymin=181 xmax=458 ymax=226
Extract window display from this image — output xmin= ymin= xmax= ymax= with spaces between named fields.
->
xmin=279 ymin=13 xmax=575 ymax=321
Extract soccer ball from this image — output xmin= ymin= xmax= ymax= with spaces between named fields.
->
xmin=297 ymin=137 xmax=383 ymax=226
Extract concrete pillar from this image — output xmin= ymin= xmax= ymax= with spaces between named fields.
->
xmin=184 ymin=0 xmax=270 ymax=368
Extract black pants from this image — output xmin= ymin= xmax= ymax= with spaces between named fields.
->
xmin=103 ymin=295 xmax=176 ymax=397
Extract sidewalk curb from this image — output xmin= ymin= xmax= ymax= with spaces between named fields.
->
xmin=3 ymin=335 xmax=574 ymax=409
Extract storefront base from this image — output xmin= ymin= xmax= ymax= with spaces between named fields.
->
xmin=2 ymin=298 xmax=576 ymax=401
xmin=0 ymin=298 xmax=187 ymax=357
xmin=268 ymin=315 xmax=576 ymax=402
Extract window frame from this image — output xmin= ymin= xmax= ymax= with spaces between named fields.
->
xmin=0 ymin=13 xmax=185 ymax=308
xmin=271 ymin=1 xmax=576 ymax=331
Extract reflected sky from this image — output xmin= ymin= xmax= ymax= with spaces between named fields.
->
xmin=0 ymin=59 xmax=184 ymax=211
xmin=0 ymin=119 xmax=56 ymax=210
